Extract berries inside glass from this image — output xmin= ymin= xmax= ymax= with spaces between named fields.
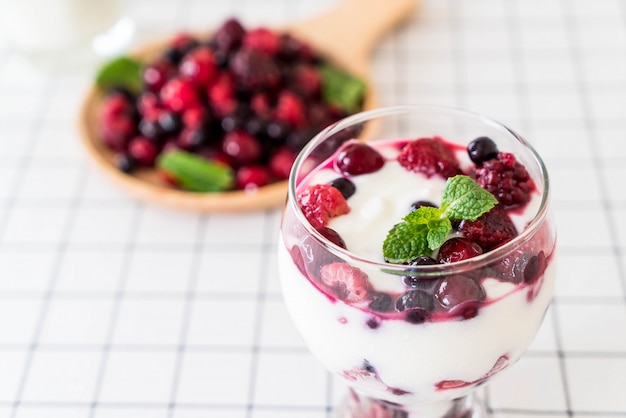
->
xmin=278 ymin=106 xmax=557 ymax=418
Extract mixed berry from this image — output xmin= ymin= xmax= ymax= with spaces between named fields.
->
xmin=95 ymin=18 xmax=366 ymax=192
xmin=291 ymin=135 xmax=550 ymax=324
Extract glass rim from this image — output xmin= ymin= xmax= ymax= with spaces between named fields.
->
xmin=287 ymin=104 xmax=552 ymax=276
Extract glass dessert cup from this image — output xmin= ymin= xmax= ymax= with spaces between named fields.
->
xmin=278 ymin=105 xmax=557 ymax=418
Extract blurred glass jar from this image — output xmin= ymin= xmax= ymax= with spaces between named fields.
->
xmin=0 ymin=0 xmax=133 ymax=59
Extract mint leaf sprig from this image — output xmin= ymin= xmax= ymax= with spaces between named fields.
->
xmin=382 ymin=175 xmax=498 ymax=263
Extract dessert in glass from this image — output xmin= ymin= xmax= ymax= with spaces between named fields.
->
xmin=278 ymin=105 xmax=557 ymax=418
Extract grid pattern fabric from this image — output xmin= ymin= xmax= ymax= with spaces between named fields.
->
xmin=0 ymin=0 xmax=625 ymax=417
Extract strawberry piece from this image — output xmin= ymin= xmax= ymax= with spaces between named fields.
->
xmin=458 ymin=209 xmax=518 ymax=250
xmin=398 ymin=137 xmax=462 ymax=179
xmin=297 ymin=184 xmax=350 ymax=228
xmin=319 ymin=262 xmax=369 ymax=303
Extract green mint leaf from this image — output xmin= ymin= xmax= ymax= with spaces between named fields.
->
xmin=96 ymin=56 xmax=143 ymax=94
xmin=383 ymin=207 xmax=451 ymax=263
xmin=426 ymin=218 xmax=452 ymax=251
xmin=157 ymin=150 xmax=234 ymax=192
xmin=383 ymin=222 xmax=431 ymax=264
xmin=440 ymin=175 xmax=498 ymax=221
xmin=320 ymin=63 xmax=367 ymax=113
xmin=382 ymin=175 xmax=497 ymax=262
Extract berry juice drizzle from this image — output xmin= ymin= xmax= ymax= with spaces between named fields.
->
xmin=291 ymin=135 xmax=552 ymax=327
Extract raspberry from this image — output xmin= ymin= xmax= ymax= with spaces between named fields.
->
xmin=275 ymin=90 xmax=306 ymax=128
xmin=437 ymin=238 xmax=483 ymax=264
xmin=242 ymin=27 xmax=280 ymax=56
xmin=475 ymin=152 xmax=535 ymax=208
xmin=397 ymin=137 xmax=462 ymax=179
xmin=229 ymin=48 xmax=280 ymax=91
xmin=160 ymin=77 xmax=200 ymax=112
xmin=335 ymin=142 xmax=385 ymax=176
xmin=297 ymin=184 xmax=350 ymax=228
xmin=179 ymin=46 xmax=218 ymax=87
xmin=458 ymin=209 xmax=518 ymax=250
xmin=319 ymin=262 xmax=369 ymax=303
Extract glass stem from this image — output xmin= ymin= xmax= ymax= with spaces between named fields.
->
xmin=339 ymin=389 xmax=490 ymax=418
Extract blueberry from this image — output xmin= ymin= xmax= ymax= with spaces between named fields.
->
xmin=410 ymin=200 xmax=437 ymax=211
xmin=408 ymin=256 xmax=438 ymax=266
xmin=468 ymin=136 xmax=499 ymax=165
xmin=139 ymin=118 xmax=164 ymax=141
xmin=158 ymin=112 xmax=182 ymax=135
xmin=328 ymin=177 xmax=356 ymax=199
xmin=221 ymin=114 xmax=243 ymax=132
xmin=523 ymin=251 xmax=547 ymax=284
xmin=368 ymin=292 xmax=393 ymax=312
xmin=362 ymin=359 xmax=376 ymax=373
xmin=402 ymin=256 xmax=439 ymax=289
xmin=115 ymin=153 xmax=136 ymax=173
xmin=396 ymin=290 xmax=434 ymax=323
xmin=245 ymin=116 xmax=267 ymax=137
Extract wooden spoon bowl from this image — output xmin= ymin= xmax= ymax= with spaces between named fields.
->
xmin=78 ymin=0 xmax=417 ymax=212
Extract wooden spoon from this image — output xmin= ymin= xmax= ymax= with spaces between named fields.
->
xmin=78 ymin=0 xmax=418 ymax=212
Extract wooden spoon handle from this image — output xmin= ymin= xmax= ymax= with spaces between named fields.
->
xmin=289 ymin=0 xmax=418 ymax=73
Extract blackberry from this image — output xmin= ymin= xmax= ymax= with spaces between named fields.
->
xmin=229 ymin=49 xmax=280 ymax=91
xmin=214 ymin=18 xmax=245 ymax=52
xmin=458 ymin=209 xmax=518 ymax=250
xmin=475 ymin=152 xmax=534 ymax=208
